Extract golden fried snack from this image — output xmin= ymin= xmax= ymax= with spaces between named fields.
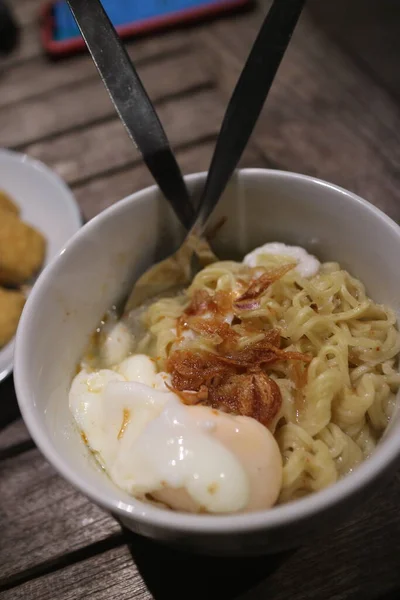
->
xmin=0 ymin=287 xmax=25 ymax=348
xmin=0 ymin=189 xmax=20 ymax=215
xmin=0 ymin=211 xmax=46 ymax=285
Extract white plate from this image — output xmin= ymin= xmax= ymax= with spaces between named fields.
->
xmin=0 ymin=149 xmax=82 ymax=383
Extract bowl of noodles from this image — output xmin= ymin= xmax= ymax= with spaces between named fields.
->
xmin=14 ymin=169 xmax=400 ymax=555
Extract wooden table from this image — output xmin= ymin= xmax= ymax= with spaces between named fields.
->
xmin=1 ymin=1 xmax=400 ymax=598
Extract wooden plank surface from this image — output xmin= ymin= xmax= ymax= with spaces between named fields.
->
xmin=73 ymin=139 xmax=264 ymax=221
xmin=1 ymin=24 xmax=41 ymax=66
xmin=0 ymin=447 xmax=121 ymax=582
xmin=0 ymin=32 xmax=191 ymax=108
xmin=0 ymin=50 xmax=212 ymax=148
xmin=198 ymin=2 xmax=400 ymax=221
xmin=308 ymin=0 xmax=400 ymax=100
xmin=127 ymin=484 xmax=400 ymax=600
xmin=0 ymin=419 xmax=31 ymax=455
xmin=0 ymin=546 xmax=152 ymax=600
xmin=26 ymin=88 xmax=225 ymax=185
xmin=3 ymin=471 xmax=400 ymax=600
xmin=11 ymin=0 xmax=42 ymax=28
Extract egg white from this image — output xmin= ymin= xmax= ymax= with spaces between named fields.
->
xmin=70 ymin=351 xmax=282 ymax=513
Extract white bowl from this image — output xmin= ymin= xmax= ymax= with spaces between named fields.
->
xmin=0 ymin=148 xmax=82 ymax=383
xmin=14 ymin=169 xmax=400 ymax=555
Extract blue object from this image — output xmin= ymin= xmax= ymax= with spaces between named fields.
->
xmin=53 ymin=0 xmax=226 ymax=41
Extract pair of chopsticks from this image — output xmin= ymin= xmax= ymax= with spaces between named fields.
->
xmin=67 ymin=0 xmax=305 ymax=230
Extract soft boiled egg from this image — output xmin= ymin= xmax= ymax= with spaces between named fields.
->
xmin=243 ymin=242 xmax=320 ymax=278
xmin=69 ymin=354 xmax=283 ymax=514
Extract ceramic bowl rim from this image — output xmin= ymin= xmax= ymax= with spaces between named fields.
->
xmin=14 ymin=168 xmax=400 ymax=535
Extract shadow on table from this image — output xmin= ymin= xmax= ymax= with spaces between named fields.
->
xmin=125 ymin=529 xmax=294 ymax=600
xmin=0 ymin=375 xmax=20 ymax=430
xmin=307 ymin=0 xmax=400 ymax=99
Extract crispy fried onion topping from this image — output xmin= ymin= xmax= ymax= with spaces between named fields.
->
xmin=234 ymin=264 xmax=295 ymax=310
xmin=167 ymin=264 xmax=310 ymax=428
xmin=167 ymin=341 xmax=310 ymax=428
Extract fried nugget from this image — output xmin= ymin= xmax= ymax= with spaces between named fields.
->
xmin=0 ymin=211 xmax=46 ymax=285
xmin=0 ymin=287 xmax=25 ymax=348
xmin=0 ymin=189 xmax=20 ymax=215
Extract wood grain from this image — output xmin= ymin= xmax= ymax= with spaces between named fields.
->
xmin=0 ymin=419 xmax=30 ymax=454
xmin=11 ymin=0 xmax=42 ymax=28
xmin=0 ymin=24 xmax=41 ymax=67
xmin=308 ymin=0 xmax=400 ymax=100
xmin=0 ymin=32 xmax=191 ymax=108
xmin=4 ymin=470 xmax=400 ymax=600
xmin=0 ymin=0 xmax=41 ymax=68
xmin=25 ymin=88 xmax=225 ymax=185
xmin=198 ymin=3 xmax=400 ymax=221
xmin=0 ymin=50 xmax=213 ymax=148
xmin=127 ymin=483 xmax=400 ymax=600
xmin=241 ymin=476 xmax=400 ymax=600
xmin=0 ymin=448 xmax=121 ymax=581
xmin=0 ymin=546 xmax=152 ymax=600
xmin=73 ymin=139 xmax=264 ymax=221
